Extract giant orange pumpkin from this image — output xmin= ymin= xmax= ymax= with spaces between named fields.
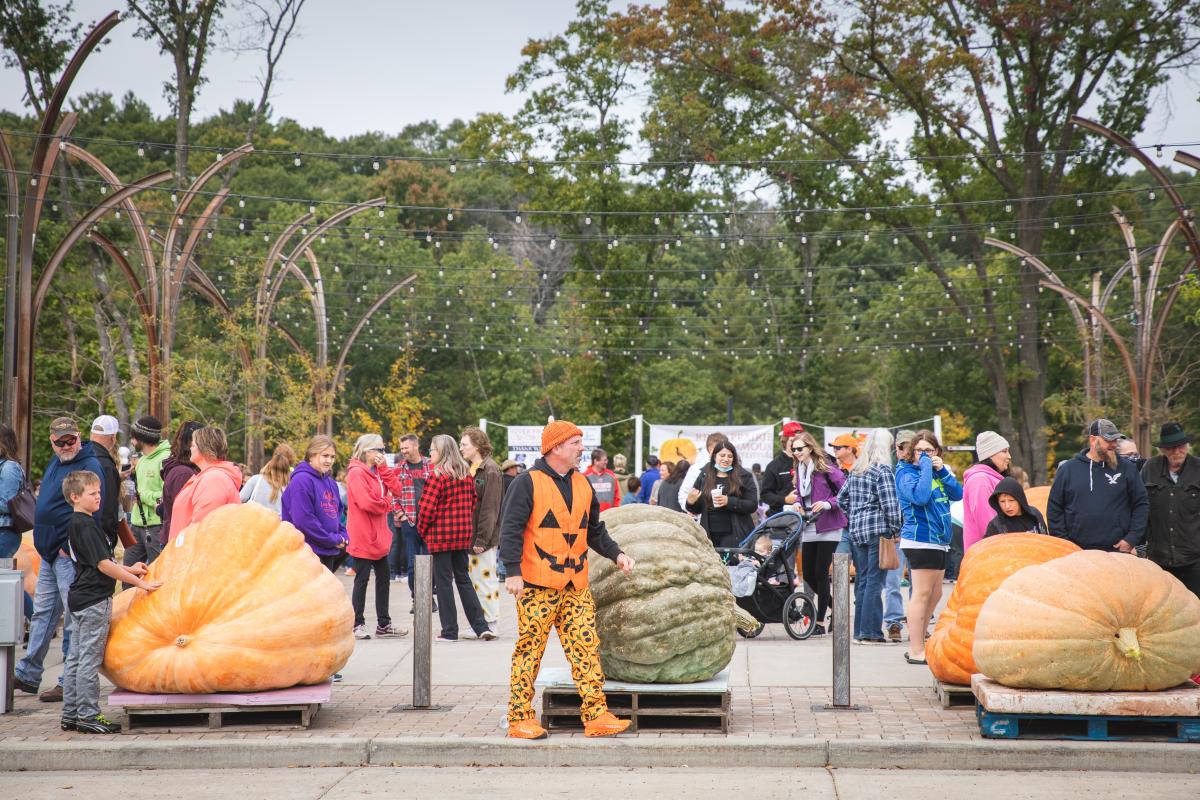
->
xmin=974 ymin=551 xmax=1200 ymax=691
xmin=103 ymin=503 xmax=354 ymax=693
xmin=657 ymin=437 xmax=698 ymax=465
xmin=926 ymin=533 xmax=1079 ymax=685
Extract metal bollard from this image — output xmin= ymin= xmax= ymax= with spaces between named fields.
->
xmin=412 ymin=554 xmax=432 ymax=708
xmin=831 ymin=552 xmax=851 ymax=707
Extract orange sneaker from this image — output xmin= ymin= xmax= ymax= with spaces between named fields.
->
xmin=583 ymin=711 xmax=630 ymax=737
xmin=507 ymin=719 xmax=548 ymax=740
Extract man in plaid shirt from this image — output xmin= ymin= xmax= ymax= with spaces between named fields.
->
xmin=392 ymin=433 xmax=433 ymax=603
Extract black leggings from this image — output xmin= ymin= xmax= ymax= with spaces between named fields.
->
xmin=432 ymin=550 xmax=488 ymax=639
xmin=351 ymin=556 xmax=391 ymax=628
xmin=802 ymin=540 xmax=838 ymax=625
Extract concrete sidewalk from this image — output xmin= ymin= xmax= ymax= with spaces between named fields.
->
xmin=3 ymin=573 xmax=1195 ymax=772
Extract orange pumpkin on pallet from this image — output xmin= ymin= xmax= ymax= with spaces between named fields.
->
xmin=974 ymin=551 xmax=1200 ymax=691
xmin=103 ymin=503 xmax=354 ymax=693
xmin=926 ymin=533 xmax=1079 ymax=685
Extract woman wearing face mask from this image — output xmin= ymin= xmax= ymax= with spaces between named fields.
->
xmin=895 ymin=430 xmax=963 ymax=664
xmin=790 ymin=432 xmax=848 ymax=636
xmin=685 ymin=440 xmax=758 ymax=549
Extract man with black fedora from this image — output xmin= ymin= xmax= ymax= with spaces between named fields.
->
xmin=1141 ymin=422 xmax=1200 ymax=598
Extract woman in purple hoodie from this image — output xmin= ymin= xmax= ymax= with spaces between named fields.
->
xmin=282 ymin=435 xmax=348 ymax=572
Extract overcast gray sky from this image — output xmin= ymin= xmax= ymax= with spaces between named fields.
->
xmin=2 ymin=0 xmax=1198 ymax=160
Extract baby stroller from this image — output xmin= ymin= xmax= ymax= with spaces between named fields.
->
xmin=717 ymin=510 xmax=819 ymax=640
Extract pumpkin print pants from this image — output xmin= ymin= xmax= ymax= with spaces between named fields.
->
xmin=508 ymin=584 xmax=607 ymax=724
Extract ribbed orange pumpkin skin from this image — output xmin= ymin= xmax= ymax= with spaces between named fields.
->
xmin=974 ymin=551 xmax=1200 ymax=691
xmin=103 ymin=504 xmax=354 ymax=693
xmin=926 ymin=533 xmax=1080 ymax=685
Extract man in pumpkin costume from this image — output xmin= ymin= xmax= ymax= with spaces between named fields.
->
xmin=500 ymin=420 xmax=635 ymax=739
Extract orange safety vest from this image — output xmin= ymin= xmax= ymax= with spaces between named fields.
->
xmin=520 ymin=470 xmax=593 ymax=590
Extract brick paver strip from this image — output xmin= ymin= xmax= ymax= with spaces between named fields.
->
xmin=1 ymin=685 xmax=981 ymax=742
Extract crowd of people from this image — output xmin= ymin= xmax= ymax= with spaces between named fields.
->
xmin=0 ymin=409 xmax=1196 ymax=737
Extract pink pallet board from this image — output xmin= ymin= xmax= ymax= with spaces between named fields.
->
xmin=110 ymin=682 xmax=332 ymax=707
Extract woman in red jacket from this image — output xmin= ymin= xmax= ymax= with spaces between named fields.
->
xmin=418 ymin=434 xmax=493 ymax=642
xmin=346 ymin=434 xmax=407 ymax=640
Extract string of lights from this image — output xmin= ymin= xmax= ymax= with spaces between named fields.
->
xmin=6 ymin=128 xmax=1197 ymax=171
xmin=10 ymin=156 xmax=1199 ymax=222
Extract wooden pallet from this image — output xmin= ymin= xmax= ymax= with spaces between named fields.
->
xmin=110 ymin=682 xmax=330 ymax=733
xmin=932 ymin=678 xmax=975 ymax=708
xmin=972 ymin=675 xmax=1200 ymax=743
xmin=537 ymin=667 xmax=730 ymax=733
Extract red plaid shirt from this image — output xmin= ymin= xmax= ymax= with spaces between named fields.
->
xmin=416 ymin=471 xmax=477 ymax=553
xmin=392 ymin=456 xmax=432 ymax=522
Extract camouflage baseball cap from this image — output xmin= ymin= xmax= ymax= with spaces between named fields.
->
xmin=50 ymin=417 xmax=79 ymax=436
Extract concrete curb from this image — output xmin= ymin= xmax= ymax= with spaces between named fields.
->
xmin=0 ymin=737 xmax=370 ymax=772
xmin=2 ymin=736 xmax=1197 ymax=773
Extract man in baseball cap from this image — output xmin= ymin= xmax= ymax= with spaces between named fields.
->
xmin=1047 ymin=417 xmax=1148 ymax=552
xmin=761 ymin=421 xmax=805 ymax=517
xmin=13 ymin=417 xmax=106 ymax=701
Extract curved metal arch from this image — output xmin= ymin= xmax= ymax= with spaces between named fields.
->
xmin=161 ymin=143 xmax=253 ymax=267
xmin=33 ymin=171 xmax=173 ymax=315
xmin=86 ymin=230 xmax=162 ymax=411
xmin=331 ymin=274 xmax=418 ymax=388
xmin=63 ymin=142 xmax=159 ymax=310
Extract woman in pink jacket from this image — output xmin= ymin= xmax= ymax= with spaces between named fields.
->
xmin=346 ymin=433 xmax=407 ymax=641
xmin=961 ymin=431 xmax=1011 ymax=554
xmin=168 ymin=427 xmax=243 ymax=542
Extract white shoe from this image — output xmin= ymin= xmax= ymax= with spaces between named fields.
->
xmin=353 ymin=624 xmax=371 ymax=640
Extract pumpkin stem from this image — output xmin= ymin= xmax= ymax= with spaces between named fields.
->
xmin=175 ymin=636 xmax=189 ymax=648
xmin=1114 ymin=627 xmax=1142 ymax=660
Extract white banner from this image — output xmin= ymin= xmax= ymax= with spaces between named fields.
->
xmin=648 ymin=424 xmax=776 ymax=471
xmin=506 ymin=425 xmax=603 ymax=471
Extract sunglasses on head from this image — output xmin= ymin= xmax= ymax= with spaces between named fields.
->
xmin=52 ymin=435 xmax=79 ymax=447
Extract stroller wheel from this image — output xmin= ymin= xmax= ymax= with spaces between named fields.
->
xmin=737 ymin=621 xmax=766 ymax=638
xmin=782 ymin=591 xmax=818 ymax=641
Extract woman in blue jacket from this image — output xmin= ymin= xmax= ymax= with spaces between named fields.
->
xmin=895 ymin=430 xmax=962 ymax=665
xmin=281 ymin=435 xmax=349 ymax=572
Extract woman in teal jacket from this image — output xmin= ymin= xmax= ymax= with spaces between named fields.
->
xmin=895 ymin=430 xmax=962 ymax=664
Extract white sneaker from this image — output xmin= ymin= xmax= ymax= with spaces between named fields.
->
xmin=353 ymin=624 xmax=371 ymax=640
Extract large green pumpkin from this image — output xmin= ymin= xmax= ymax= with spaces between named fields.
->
xmin=589 ymin=504 xmax=736 ymax=683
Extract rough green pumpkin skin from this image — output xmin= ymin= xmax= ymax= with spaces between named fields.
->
xmin=589 ymin=504 xmax=736 ymax=683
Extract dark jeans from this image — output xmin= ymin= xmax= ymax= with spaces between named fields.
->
xmin=351 ymin=556 xmax=391 ymax=628
xmin=1165 ymin=561 xmax=1200 ymax=600
xmin=432 ymin=549 xmax=488 ymax=639
xmin=945 ymin=524 xmax=964 ymax=580
xmin=403 ymin=522 xmax=431 ymax=598
xmin=801 ymin=540 xmax=838 ymax=626
xmin=387 ymin=515 xmax=407 ymax=578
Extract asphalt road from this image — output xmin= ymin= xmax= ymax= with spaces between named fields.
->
xmin=5 ymin=767 xmax=1198 ymax=799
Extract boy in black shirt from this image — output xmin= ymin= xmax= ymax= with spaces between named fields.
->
xmin=61 ymin=471 xmax=161 ymax=734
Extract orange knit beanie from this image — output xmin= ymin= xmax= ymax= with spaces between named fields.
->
xmin=541 ymin=420 xmax=583 ymax=455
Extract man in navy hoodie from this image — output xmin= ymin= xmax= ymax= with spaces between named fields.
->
xmin=1047 ymin=419 xmax=1148 ymax=552
xmin=14 ymin=417 xmax=107 ymax=701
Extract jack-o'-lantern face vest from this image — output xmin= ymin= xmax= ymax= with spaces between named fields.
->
xmin=521 ymin=470 xmax=593 ymax=590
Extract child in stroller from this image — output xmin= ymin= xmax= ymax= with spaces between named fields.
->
xmin=719 ymin=510 xmax=818 ymax=640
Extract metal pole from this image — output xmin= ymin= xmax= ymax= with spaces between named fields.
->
xmin=633 ymin=414 xmax=643 ymax=476
xmin=479 ymin=418 xmax=488 ymax=434
xmin=831 ymin=552 xmax=851 ymax=707
xmin=412 ymin=553 xmax=432 ymax=708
